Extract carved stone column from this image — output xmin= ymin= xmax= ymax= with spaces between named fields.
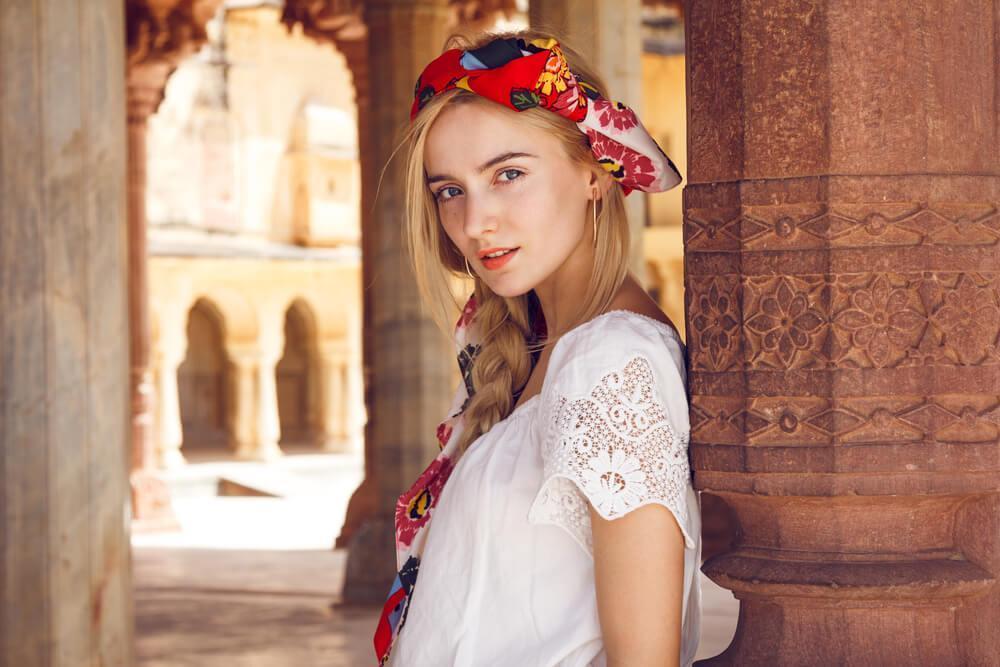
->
xmin=685 ymin=2 xmax=999 ymax=665
xmin=125 ymin=0 xmax=222 ymax=524
xmin=529 ymin=0 xmax=648 ymax=281
xmin=1 ymin=1 xmax=132 ymax=662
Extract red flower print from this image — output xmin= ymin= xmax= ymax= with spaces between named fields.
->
xmin=548 ymin=82 xmax=586 ymax=121
xmin=586 ymin=129 xmax=657 ymax=189
xmin=436 ymin=420 xmax=454 ymax=449
xmin=593 ymin=99 xmax=639 ymax=133
xmin=395 ymin=456 xmax=455 ymax=548
xmin=456 ymin=294 xmax=478 ymax=331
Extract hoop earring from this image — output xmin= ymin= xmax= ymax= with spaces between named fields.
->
xmin=464 ymin=255 xmax=475 ymax=280
xmin=591 ymin=198 xmax=598 ymax=248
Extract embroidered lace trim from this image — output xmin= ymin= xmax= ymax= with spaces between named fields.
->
xmin=528 ymin=354 xmax=695 ymax=556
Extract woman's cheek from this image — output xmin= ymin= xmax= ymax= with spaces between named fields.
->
xmin=439 ymin=207 xmax=465 ymax=246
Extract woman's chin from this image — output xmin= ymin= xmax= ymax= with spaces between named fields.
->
xmin=484 ymin=276 xmax=535 ymax=299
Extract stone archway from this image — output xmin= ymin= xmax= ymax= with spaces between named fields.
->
xmin=277 ymin=299 xmax=321 ymax=448
xmin=178 ymin=298 xmax=230 ymax=454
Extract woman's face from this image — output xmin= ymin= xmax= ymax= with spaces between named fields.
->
xmin=423 ymin=100 xmax=596 ymax=299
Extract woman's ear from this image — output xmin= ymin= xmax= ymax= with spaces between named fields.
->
xmin=588 ymin=169 xmax=613 ymax=201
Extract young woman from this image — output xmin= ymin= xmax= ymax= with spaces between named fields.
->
xmin=374 ymin=30 xmax=701 ymax=667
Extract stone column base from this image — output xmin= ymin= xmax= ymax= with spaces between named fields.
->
xmin=340 ymin=515 xmax=396 ymax=605
xmin=130 ymin=470 xmax=180 ymax=532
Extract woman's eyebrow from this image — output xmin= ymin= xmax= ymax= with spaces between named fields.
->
xmin=426 ymin=151 xmax=538 ymax=184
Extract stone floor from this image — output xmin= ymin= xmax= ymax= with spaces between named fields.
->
xmin=133 ymin=450 xmax=739 ymax=665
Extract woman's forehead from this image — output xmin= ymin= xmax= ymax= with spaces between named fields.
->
xmin=424 ymin=103 xmax=560 ymax=174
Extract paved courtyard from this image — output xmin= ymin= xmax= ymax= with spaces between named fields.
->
xmin=133 ymin=451 xmax=738 ymax=665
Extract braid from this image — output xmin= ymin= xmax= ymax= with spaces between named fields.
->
xmin=455 ymin=283 xmax=537 ymax=452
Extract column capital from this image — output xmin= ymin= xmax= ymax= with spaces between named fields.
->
xmin=125 ymin=0 xmax=224 ymax=121
xmin=281 ymin=0 xmax=365 ymax=43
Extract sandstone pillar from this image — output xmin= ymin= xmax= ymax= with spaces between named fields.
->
xmin=318 ymin=340 xmax=350 ymax=451
xmin=228 ymin=350 xmax=258 ymax=458
xmin=227 ymin=346 xmax=284 ymax=461
xmin=255 ymin=348 xmax=284 ymax=459
xmin=685 ymin=2 xmax=999 ymax=665
xmin=529 ymin=0 xmax=648 ymax=282
xmin=0 ymin=1 xmax=133 ymax=663
xmin=154 ymin=330 xmax=187 ymax=469
xmin=345 ymin=0 xmax=454 ymax=603
xmin=127 ymin=72 xmax=180 ymax=524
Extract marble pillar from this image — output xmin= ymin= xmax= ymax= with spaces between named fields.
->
xmin=685 ymin=1 xmax=999 ymax=665
xmin=0 ymin=0 xmax=133 ymax=663
xmin=529 ymin=0 xmax=648 ymax=282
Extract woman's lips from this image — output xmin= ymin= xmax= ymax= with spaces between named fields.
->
xmin=480 ymin=247 xmax=519 ymax=270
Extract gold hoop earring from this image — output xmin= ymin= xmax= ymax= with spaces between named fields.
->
xmin=464 ymin=255 xmax=475 ymax=280
xmin=591 ymin=198 xmax=598 ymax=248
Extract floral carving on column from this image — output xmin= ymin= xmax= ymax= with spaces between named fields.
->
xmin=745 ymin=277 xmax=825 ymax=368
xmin=834 ymin=275 xmax=926 ymax=368
xmin=931 ymin=274 xmax=1000 ymax=364
xmin=687 ymin=275 xmax=741 ymax=372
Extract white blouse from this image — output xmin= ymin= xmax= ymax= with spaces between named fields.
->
xmin=388 ymin=310 xmax=702 ymax=667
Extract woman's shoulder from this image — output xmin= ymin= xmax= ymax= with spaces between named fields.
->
xmin=544 ymin=308 xmax=687 ymax=397
xmin=555 ymin=308 xmax=684 ymax=363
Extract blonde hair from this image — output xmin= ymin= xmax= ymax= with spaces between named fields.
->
xmin=402 ymin=29 xmax=630 ymax=452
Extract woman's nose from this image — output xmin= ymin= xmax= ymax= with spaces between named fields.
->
xmin=462 ymin=195 xmax=499 ymax=239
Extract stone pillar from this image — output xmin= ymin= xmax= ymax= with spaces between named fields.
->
xmin=227 ymin=346 xmax=285 ymax=461
xmin=0 ymin=1 xmax=133 ymax=663
xmin=256 ymin=347 xmax=284 ymax=459
xmin=529 ymin=0 xmax=648 ymax=282
xmin=685 ymin=2 xmax=999 ymax=665
xmin=318 ymin=340 xmax=351 ymax=451
xmin=344 ymin=0 xmax=455 ymax=603
xmin=334 ymin=35 xmax=381 ymax=552
xmin=154 ymin=330 xmax=187 ymax=469
xmin=127 ymin=68 xmax=179 ymax=524
xmin=228 ymin=349 xmax=258 ymax=458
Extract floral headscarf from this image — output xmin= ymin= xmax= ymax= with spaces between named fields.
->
xmin=410 ymin=36 xmax=682 ymax=195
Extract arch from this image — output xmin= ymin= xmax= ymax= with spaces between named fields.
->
xmin=192 ymin=285 xmax=258 ymax=346
xmin=177 ymin=298 xmax=231 ymax=455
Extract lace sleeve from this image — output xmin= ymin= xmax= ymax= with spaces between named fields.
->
xmin=527 ymin=353 xmax=696 ymax=556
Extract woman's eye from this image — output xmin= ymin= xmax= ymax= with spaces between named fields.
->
xmin=435 ymin=186 xmax=462 ymax=202
xmin=498 ymin=168 xmax=524 ymax=183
